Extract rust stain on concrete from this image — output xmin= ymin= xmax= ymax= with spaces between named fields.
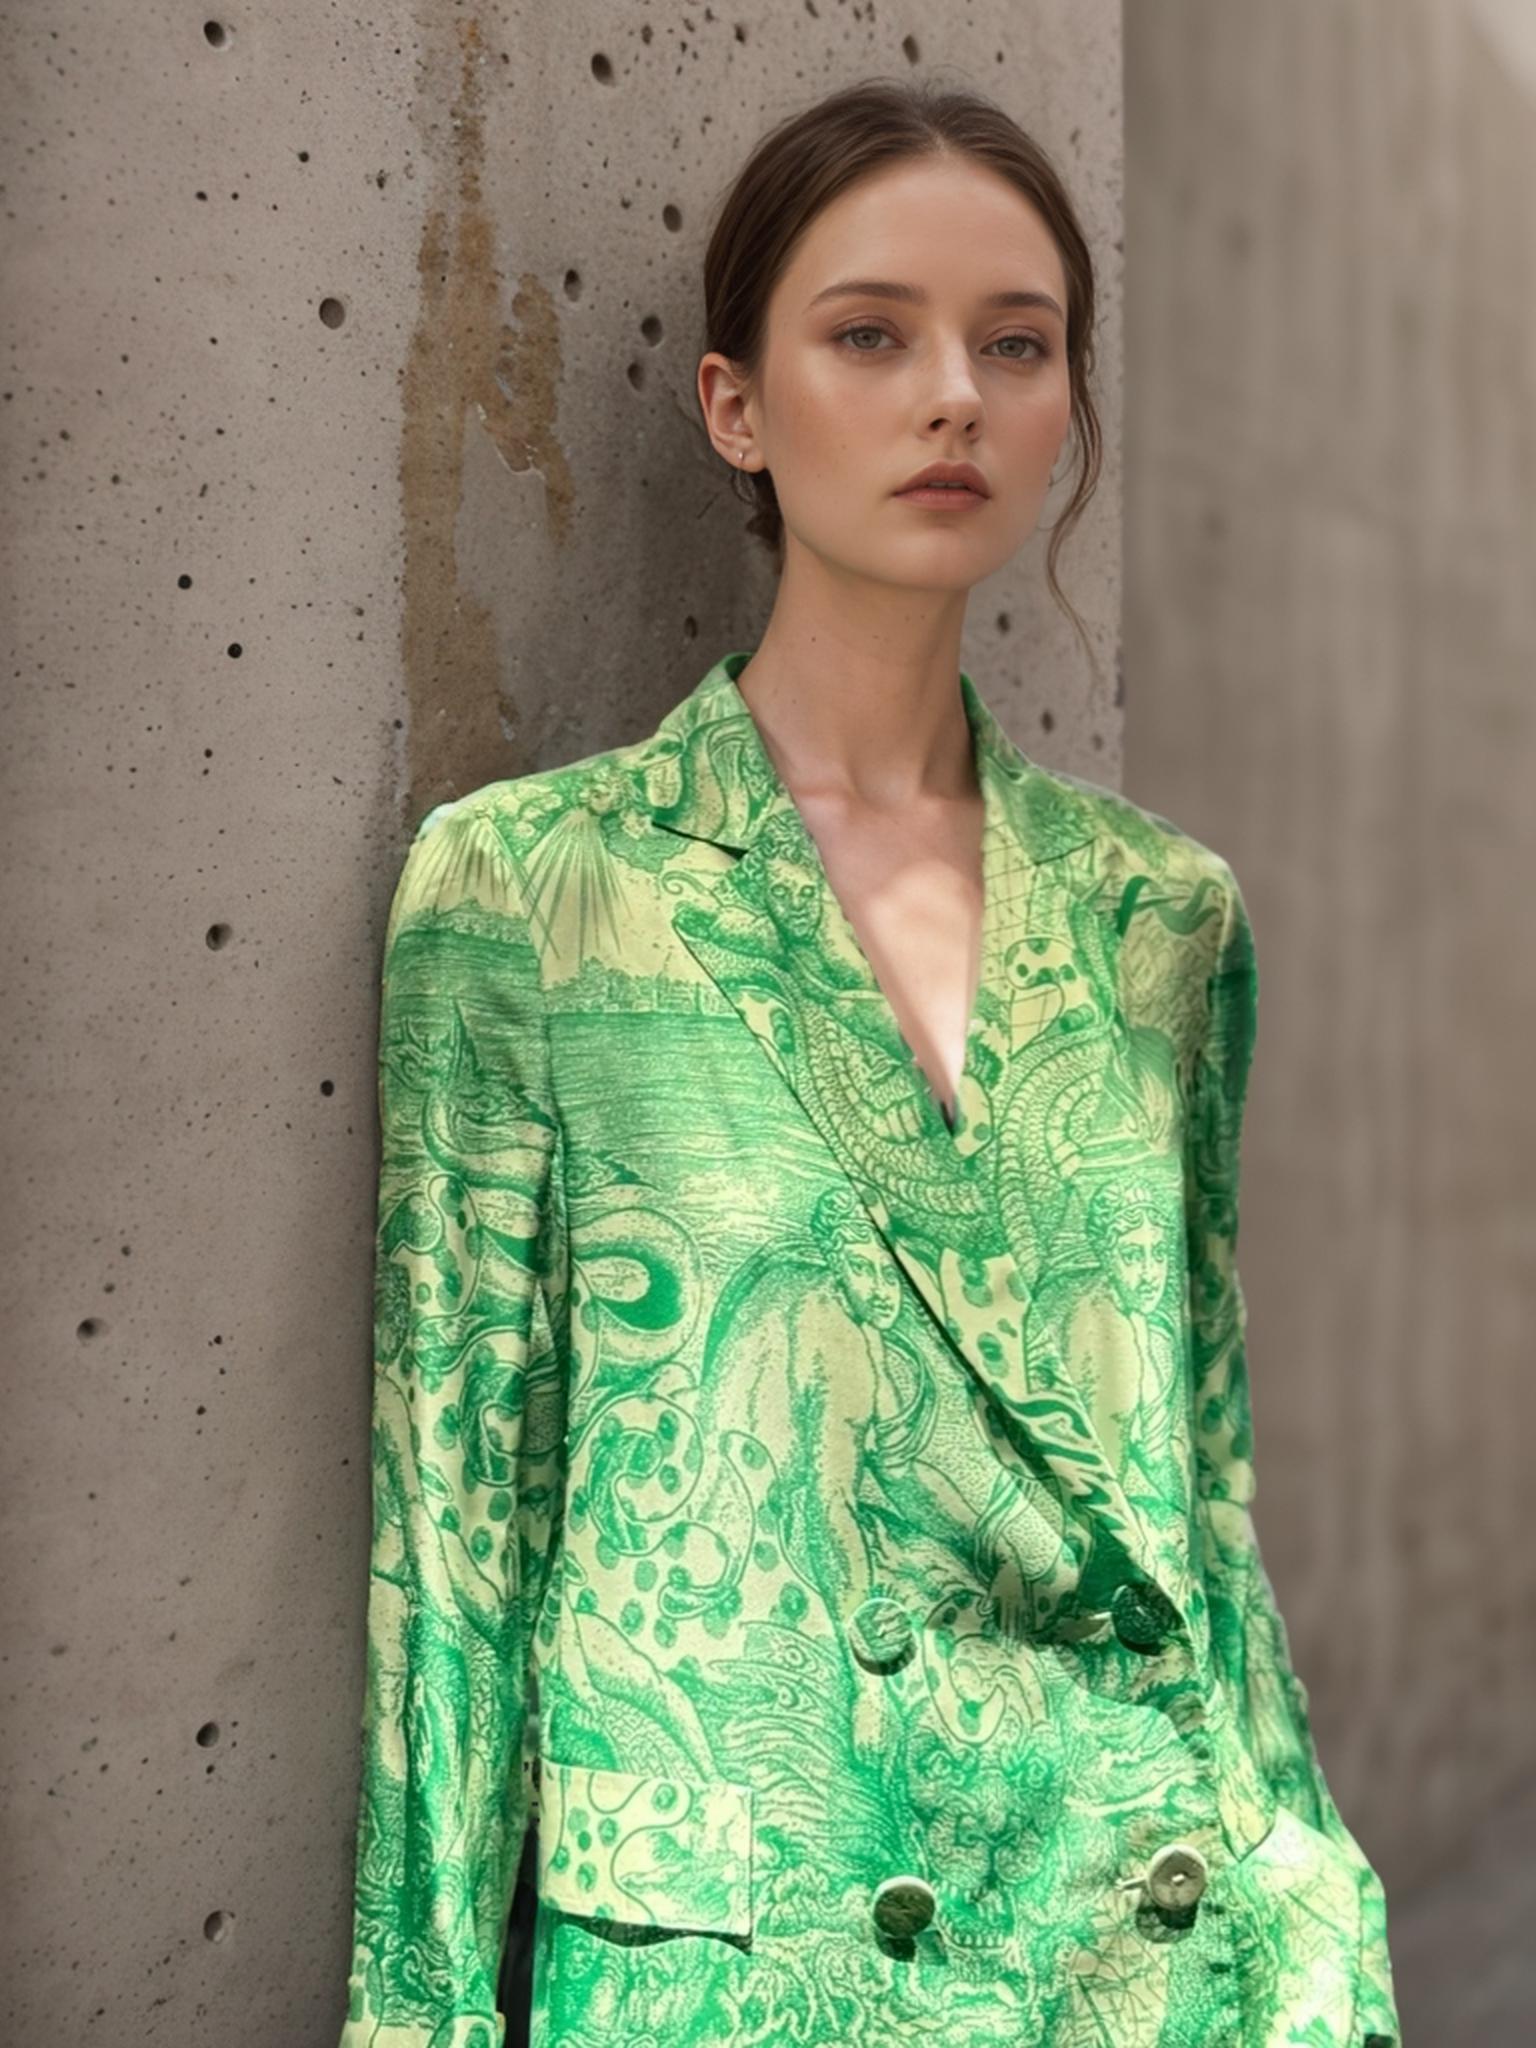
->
xmin=398 ymin=14 xmax=573 ymax=820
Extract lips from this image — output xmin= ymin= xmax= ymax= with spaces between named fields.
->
xmin=893 ymin=476 xmax=989 ymax=509
xmin=894 ymin=462 xmax=990 ymax=496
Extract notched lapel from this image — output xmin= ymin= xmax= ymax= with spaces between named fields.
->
xmin=645 ymin=654 xmax=1192 ymax=1623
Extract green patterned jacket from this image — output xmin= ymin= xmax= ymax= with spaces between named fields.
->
xmin=337 ymin=651 xmax=1399 ymax=2048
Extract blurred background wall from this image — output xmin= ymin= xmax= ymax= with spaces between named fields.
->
xmin=1124 ymin=1 xmax=1536 ymax=2037
xmin=0 ymin=4 xmax=1122 ymax=2044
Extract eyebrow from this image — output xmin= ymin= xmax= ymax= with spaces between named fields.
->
xmin=805 ymin=278 xmax=1066 ymax=321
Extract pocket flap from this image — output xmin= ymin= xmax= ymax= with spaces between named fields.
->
xmin=535 ymin=1757 xmax=754 ymax=1939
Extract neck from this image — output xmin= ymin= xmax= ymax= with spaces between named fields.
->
xmin=736 ymin=630 xmax=977 ymax=812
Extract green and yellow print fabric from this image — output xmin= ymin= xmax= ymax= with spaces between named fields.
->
xmin=338 ymin=651 xmax=1399 ymax=2048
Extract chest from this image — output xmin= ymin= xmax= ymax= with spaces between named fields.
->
xmin=792 ymin=785 xmax=987 ymax=1127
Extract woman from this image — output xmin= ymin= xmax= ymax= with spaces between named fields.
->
xmin=337 ymin=78 xmax=1400 ymax=2048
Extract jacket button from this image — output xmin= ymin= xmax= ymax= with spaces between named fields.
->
xmin=871 ymin=1873 xmax=936 ymax=1937
xmin=1144 ymin=1842 xmax=1209 ymax=1910
xmin=1110 ymin=1578 xmax=1181 ymax=1653
xmin=1055 ymin=1607 xmax=1114 ymax=1644
xmin=848 ymin=1595 xmax=915 ymax=1669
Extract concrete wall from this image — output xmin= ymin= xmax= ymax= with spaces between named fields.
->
xmin=0 ymin=6 xmax=1122 ymax=2041
xmin=1124 ymin=2 xmax=1536 ymax=2023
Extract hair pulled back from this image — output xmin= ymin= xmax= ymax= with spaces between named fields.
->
xmin=700 ymin=76 xmax=1104 ymax=652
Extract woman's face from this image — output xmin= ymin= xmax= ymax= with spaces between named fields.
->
xmin=721 ymin=155 xmax=1075 ymax=590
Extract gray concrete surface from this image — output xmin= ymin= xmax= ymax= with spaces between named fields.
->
xmin=1125 ymin=1 xmax=1536 ymax=2037
xmin=1386 ymin=1769 xmax=1536 ymax=2046
xmin=0 ymin=5 xmax=1122 ymax=2042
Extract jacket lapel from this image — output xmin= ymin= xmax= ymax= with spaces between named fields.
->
xmin=641 ymin=652 xmax=1190 ymax=1622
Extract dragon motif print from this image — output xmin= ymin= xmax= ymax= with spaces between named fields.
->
xmin=337 ymin=651 xmax=1399 ymax=2047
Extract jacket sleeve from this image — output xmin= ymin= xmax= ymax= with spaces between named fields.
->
xmin=1185 ymin=862 xmax=1399 ymax=2047
xmin=338 ymin=798 xmax=568 ymax=2048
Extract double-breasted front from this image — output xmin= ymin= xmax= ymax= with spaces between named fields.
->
xmin=337 ymin=651 xmax=1399 ymax=2048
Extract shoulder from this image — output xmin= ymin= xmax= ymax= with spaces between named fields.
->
xmin=1031 ymin=761 xmax=1252 ymax=1007
xmin=411 ymin=732 xmax=655 ymax=854
xmin=1038 ymin=760 xmax=1240 ymax=904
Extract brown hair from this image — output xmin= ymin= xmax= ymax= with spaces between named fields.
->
xmin=700 ymin=76 xmax=1104 ymax=655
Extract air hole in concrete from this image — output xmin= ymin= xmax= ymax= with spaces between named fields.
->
xmin=563 ymin=270 xmax=582 ymax=301
xmin=626 ymin=361 xmax=644 ymax=391
xmin=320 ymin=1079 xmax=335 ymax=1096
xmin=203 ymin=21 xmax=232 ymax=50
xmin=1041 ymin=708 xmax=1055 ymax=732
xmin=203 ymin=1910 xmax=231 ymax=1942
xmin=902 ymin=34 xmax=921 ymax=63
xmin=662 ymin=204 xmax=682 ymax=232
xmin=196 ymin=1723 xmax=220 ymax=1747
xmin=591 ymin=52 xmax=614 ymax=85
xmin=319 ymin=297 xmax=346 ymax=330
xmin=226 ymin=643 xmax=242 ymax=658
xmin=640 ymin=315 xmax=662 ymax=345
xmin=77 ymin=1318 xmax=103 ymax=1341
xmin=206 ymin=923 xmax=233 ymax=950
xmin=996 ymin=611 xmax=1012 ymax=633
xmin=178 ymin=574 xmax=192 ymax=589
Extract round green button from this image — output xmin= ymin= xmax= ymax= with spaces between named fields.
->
xmin=848 ymin=1595 xmax=914 ymax=1669
xmin=871 ymin=1873 xmax=936 ymax=1937
xmin=1110 ymin=1578 xmax=1181 ymax=1653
